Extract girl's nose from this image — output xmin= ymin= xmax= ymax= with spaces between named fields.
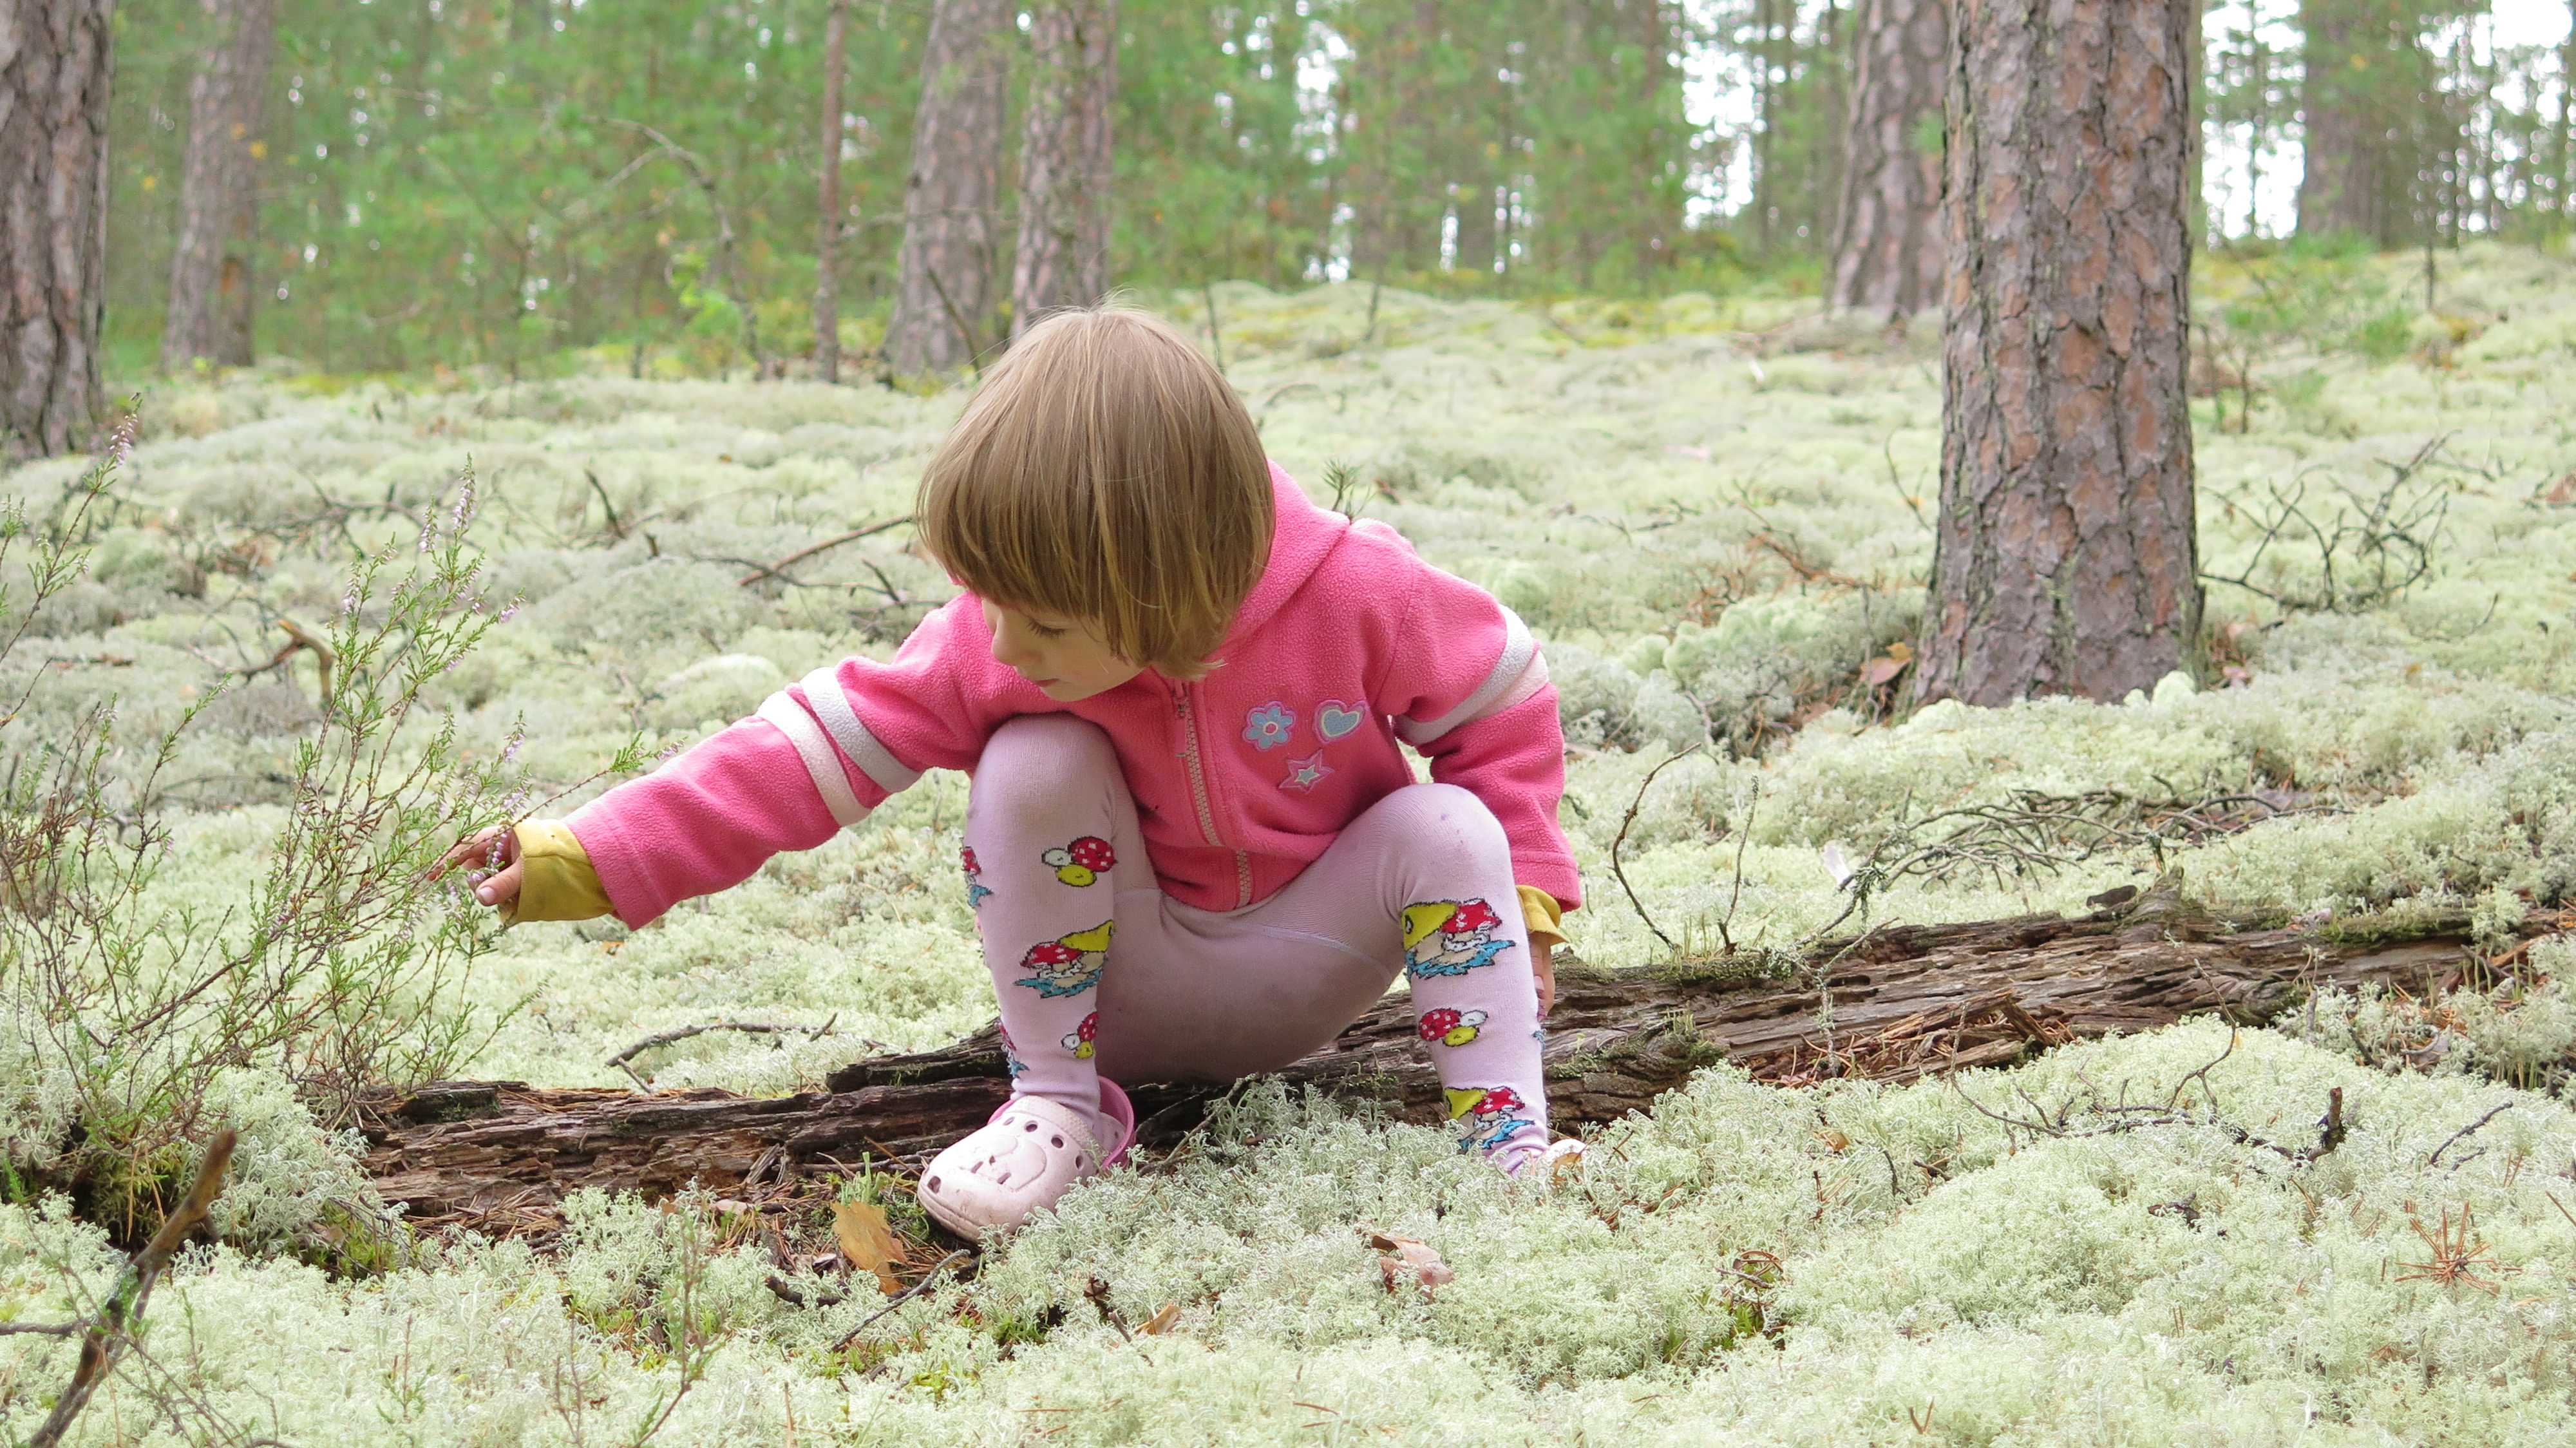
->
xmin=990 ymin=629 xmax=1041 ymax=672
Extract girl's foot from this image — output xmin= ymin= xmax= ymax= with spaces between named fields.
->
xmin=1497 ymin=1136 xmax=1587 ymax=1181
xmin=918 ymin=1079 xmax=1136 ymax=1237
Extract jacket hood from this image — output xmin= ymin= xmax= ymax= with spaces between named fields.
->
xmin=1208 ymin=461 xmax=1347 ymax=659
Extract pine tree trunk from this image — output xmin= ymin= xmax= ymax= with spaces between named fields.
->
xmin=162 ymin=0 xmax=276 ymax=372
xmin=2296 ymin=0 xmax=2410 ymax=243
xmin=814 ymin=0 xmax=849 ymax=384
xmin=2 ymin=0 xmax=115 ymax=461
xmin=1010 ymin=0 xmax=1117 ymax=340
xmin=1916 ymin=0 xmax=2202 ymax=707
xmin=885 ymin=0 xmax=1010 ymax=374
xmin=1828 ymin=0 xmax=1946 ymax=319
xmin=1633 ymin=0 xmax=1681 ymax=282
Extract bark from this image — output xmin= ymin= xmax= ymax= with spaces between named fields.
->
xmin=1915 ymin=0 xmax=2202 ymax=707
xmin=2295 ymin=0 xmax=2430 ymax=245
xmin=1 ymin=0 xmax=115 ymax=461
xmin=1631 ymin=0 xmax=1682 ymax=282
xmin=362 ymin=891 xmax=2492 ymax=1226
xmin=1446 ymin=15 xmax=1502 ymax=278
xmin=1828 ymin=0 xmax=1946 ymax=319
xmin=815 ymin=0 xmax=849 ymax=384
xmin=1009 ymin=0 xmax=1117 ymax=340
xmin=884 ymin=0 xmax=1010 ymax=374
xmin=162 ymin=0 xmax=276 ymax=372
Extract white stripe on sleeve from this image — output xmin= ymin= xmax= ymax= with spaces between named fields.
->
xmin=797 ymin=665 xmax=923 ymax=794
xmin=1396 ymin=605 xmax=1544 ymax=747
xmin=755 ymin=691 xmax=870 ymax=830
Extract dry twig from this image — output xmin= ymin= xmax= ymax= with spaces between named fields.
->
xmin=30 ymin=1130 xmax=237 ymax=1448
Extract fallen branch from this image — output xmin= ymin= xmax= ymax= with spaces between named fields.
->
xmin=734 ymin=517 xmax=912 ymax=588
xmin=359 ymin=892 xmax=2532 ymax=1231
xmin=237 ymin=616 xmax=336 ymax=708
xmin=30 ymin=1130 xmax=237 ymax=1448
xmin=2426 ymin=1101 xmax=2515 ymax=1168
xmin=609 ymin=1018 xmax=845 ymax=1074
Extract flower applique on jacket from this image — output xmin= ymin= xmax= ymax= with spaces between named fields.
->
xmin=1402 ymin=899 xmax=1515 ymax=979
xmin=1242 ymin=701 xmax=1296 ymax=752
xmin=1014 ymin=921 xmax=1114 ymax=998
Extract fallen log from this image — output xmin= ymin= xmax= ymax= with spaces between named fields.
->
xmin=361 ymin=890 xmax=2530 ymax=1226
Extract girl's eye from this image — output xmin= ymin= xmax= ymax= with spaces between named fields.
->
xmin=1028 ymin=622 xmax=1067 ymax=639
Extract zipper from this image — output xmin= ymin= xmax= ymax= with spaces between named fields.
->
xmin=1169 ymin=678 xmax=1253 ymax=907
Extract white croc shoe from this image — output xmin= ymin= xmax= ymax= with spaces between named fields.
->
xmin=918 ymin=1079 xmax=1136 ymax=1238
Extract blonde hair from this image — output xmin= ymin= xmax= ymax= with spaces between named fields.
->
xmin=914 ymin=301 xmax=1273 ymax=680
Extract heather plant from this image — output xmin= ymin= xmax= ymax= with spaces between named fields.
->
xmin=0 ymin=431 xmax=655 ymax=1244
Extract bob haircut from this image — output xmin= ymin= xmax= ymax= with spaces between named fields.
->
xmin=914 ymin=301 xmax=1273 ymax=680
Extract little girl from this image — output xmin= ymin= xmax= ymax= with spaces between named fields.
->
xmin=434 ymin=304 xmax=1582 ymax=1237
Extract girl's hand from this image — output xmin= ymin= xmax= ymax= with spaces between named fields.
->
xmin=428 ymin=823 xmax=522 ymax=911
xmin=1535 ymin=944 xmax=1556 ymax=1020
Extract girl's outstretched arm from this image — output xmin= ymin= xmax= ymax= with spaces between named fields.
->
xmin=560 ymin=597 xmax=1017 ymax=930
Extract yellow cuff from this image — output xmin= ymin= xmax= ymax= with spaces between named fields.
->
xmin=1518 ymin=884 xmax=1571 ymax=954
xmin=500 ymin=819 xmax=617 ymax=927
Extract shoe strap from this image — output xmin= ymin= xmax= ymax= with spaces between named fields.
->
xmin=985 ymin=1092 xmax=1105 ymax=1161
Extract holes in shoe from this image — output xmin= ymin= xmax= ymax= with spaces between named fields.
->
xmin=1074 ymin=1156 xmax=1085 ymax=1170
xmin=925 ymin=1176 xmax=942 ymax=1193
xmin=1023 ymin=1121 xmax=1037 ymax=1132
xmin=1050 ymin=1134 xmax=1064 ymax=1148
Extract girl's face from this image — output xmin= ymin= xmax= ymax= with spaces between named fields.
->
xmin=981 ymin=597 xmax=1148 ymax=701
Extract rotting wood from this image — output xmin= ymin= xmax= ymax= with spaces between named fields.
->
xmin=361 ymin=891 xmax=2536 ymax=1228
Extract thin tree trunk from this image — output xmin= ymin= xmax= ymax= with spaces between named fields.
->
xmin=1916 ymin=0 xmax=2202 ymax=707
xmin=1010 ymin=0 xmax=1117 ymax=339
xmin=2 ymin=0 xmax=116 ymax=461
xmin=815 ymin=0 xmax=850 ymax=384
xmin=1828 ymin=0 xmax=1946 ymax=319
xmin=885 ymin=0 xmax=1010 ymax=374
xmin=1634 ymin=0 xmax=1681 ymax=283
xmin=1754 ymin=0 xmax=1777 ymax=254
xmin=1445 ymin=10 xmax=1501 ymax=280
xmin=359 ymin=891 xmax=2509 ymax=1227
xmin=162 ymin=0 xmax=277 ymax=372
xmin=2561 ymin=1 xmax=2576 ymax=225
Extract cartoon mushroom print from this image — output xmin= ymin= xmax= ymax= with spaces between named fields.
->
xmin=1041 ymin=835 xmax=1116 ymax=887
xmin=1012 ymin=921 xmax=1113 ymax=998
xmin=1401 ymin=897 xmax=1516 ymax=978
xmin=960 ymin=845 xmax=992 ymax=909
xmin=1416 ymin=1007 xmax=1488 ymax=1047
xmin=1061 ymin=1011 xmax=1099 ymax=1059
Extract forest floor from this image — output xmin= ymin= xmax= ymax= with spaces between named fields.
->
xmin=5 ymin=241 xmax=2576 ymax=1443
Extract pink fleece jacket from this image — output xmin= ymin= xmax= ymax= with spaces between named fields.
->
xmin=563 ymin=461 xmax=1579 ymax=930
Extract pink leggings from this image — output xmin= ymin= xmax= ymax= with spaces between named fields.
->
xmin=960 ymin=716 xmax=1550 ymax=1166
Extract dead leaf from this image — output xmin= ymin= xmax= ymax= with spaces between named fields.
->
xmin=831 ymin=1201 xmax=908 ymax=1295
xmin=1884 ymin=640 xmax=1913 ymax=665
xmin=2545 ymin=472 xmax=2575 ymax=505
xmin=1814 ymin=1129 xmax=1849 ymax=1153
xmin=1138 ymin=1302 xmax=1181 ymax=1336
xmin=1861 ymin=653 xmax=1909 ymax=687
xmin=1366 ymin=1232 xmax=1455 ymax=1297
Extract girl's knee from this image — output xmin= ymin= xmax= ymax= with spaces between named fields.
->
xmin=1374 ymin=783 xmax=1511 ymax=875
xmin=970 ymin=715 xmax=1119 ymax=824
